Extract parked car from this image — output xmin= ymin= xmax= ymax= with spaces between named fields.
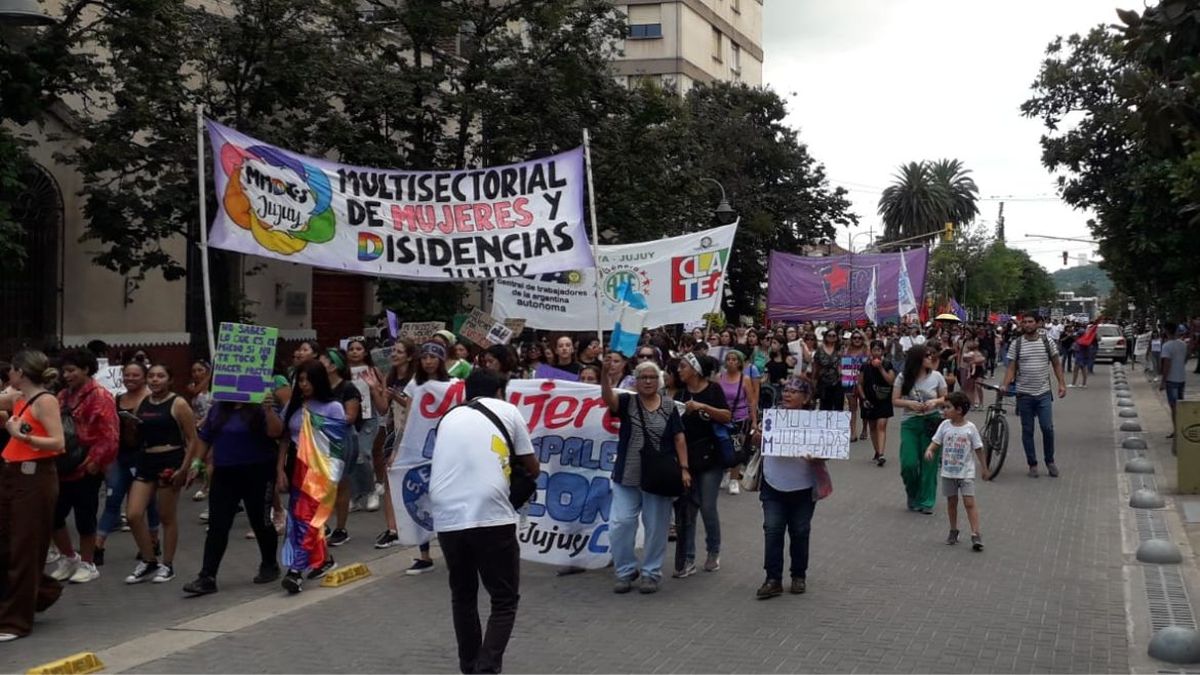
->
xmin=1094 ymin=323 xmax=1127 ymax=363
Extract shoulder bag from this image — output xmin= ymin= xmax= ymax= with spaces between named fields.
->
xmin=467 ymin=400 xmax=537 ymax=509
xmin=635 ymin=397 xmax=685 ymax=497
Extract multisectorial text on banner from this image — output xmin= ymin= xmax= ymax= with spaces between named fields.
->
xmin=204 ymin=120 xmax=594 ymax=280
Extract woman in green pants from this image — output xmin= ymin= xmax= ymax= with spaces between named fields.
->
xmin=891 ymin=344 xmax=948 ymax=514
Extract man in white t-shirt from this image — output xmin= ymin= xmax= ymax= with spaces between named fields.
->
xmin=899 ymin=324 xmax=926 ymax=353
xmin=430 ymin=370 xmax=539 ymax=675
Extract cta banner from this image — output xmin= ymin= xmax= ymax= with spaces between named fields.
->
xmin=205 ymin=120 xmax=593 ymax=280
xmin=492 ymin=223 xmax=738 ymax=331
xmin=767 ymin=247 xmax=929 ymax=323
xmin=388 ymin=379 xmax=619 ymax=569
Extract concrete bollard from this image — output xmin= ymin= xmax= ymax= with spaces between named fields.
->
xmin=1125 ymin=457 xmax=1155 ymax=474
xmin=1130 ymin=489 xmax=1166 ymax=509
xmin=1148 ymin=626 xmax=1200 ymax=664
xmin=1136 ymin=538 xmax=1182 ymax=564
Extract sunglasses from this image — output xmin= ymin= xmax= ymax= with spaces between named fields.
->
xmin=637 ymin=353 xmax=654 ymax=360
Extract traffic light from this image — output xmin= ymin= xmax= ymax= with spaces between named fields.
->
xmin=1062 ymin=251 xmax=1068 ymax=266
xmin=942 ymin=222 xmax=955 ymax=242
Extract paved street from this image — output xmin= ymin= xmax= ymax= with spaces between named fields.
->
xmin=6 ymin=367 xmax=1136 ymax=673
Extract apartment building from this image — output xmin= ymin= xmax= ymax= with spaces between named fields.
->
xmin=613 ymin=0 xmax=764 ymax=93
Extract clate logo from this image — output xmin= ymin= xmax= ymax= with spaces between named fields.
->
xmin=671 ymin=250 xmax=726 ymax=303
xmin=220 ymin=142 xmax=336 ymax=255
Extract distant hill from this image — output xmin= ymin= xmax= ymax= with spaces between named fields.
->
xmin=1051 ymin=263 xmax=1112 ymax=297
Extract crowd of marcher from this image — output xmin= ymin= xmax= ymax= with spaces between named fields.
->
xmin=1 ymin=312 xmax=1196 ymax=672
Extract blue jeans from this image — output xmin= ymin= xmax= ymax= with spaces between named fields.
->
xmin=98 ymin=457 xmax=159 ymax=538
xmin=760 ymin=481 xmax=816 ymax=581
xmin=673 ymin=467 xmax=722 ymax=570
xmin=609 ymin=483 xmax=673 ymax=582
xmin=1016 ymin=392 xmax=1055 ymax=467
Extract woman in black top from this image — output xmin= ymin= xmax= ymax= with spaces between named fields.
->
xmin=856 ymin=340 xmax=896 ymax=467
xmin=96 ymin=362 xmax=158 ymax=566
xmin=321 ymin=348 xmax=362 ymax=548
xmin=671 ymin=353 xmax=731 ymax=579
xmin=764 ymin=338 xmax=791 ymax=386
xmin=810 ymin=330 xmax=843 ymax=411
xmin=126 ymin=364 xmax=198 ymax=585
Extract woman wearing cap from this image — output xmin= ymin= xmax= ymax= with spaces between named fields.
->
xmin=857 ymin=340 xmax=896 ymax=467
xmin=892 ymin=345 xmax=947 ymax=514
xmin=811 ymin=330 xmax=843 ymax=412
xmin=756 ymin=377 xmax=832 ymax=599
xmin=395 ymin=342 xmax=450 ymax=574
xmin=672 ymin=353 xmax=731 ymax=578
xmin=718 ymin=349 xmax=758 ymax=495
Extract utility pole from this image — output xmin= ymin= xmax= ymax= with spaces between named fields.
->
xmin=996 ymin=202 xmax=1005 ymax=243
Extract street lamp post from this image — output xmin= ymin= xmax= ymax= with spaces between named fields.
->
xmin=699 ymin=178 xmax=737 ymax=226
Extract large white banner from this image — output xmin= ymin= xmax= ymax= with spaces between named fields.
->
xmin=492 ymin=223 xmax=738 ymax=330
xmin=388 ymin=379 xmax=620 ymax=569
xmin=205 ymin=120 xmax=594 ymax=280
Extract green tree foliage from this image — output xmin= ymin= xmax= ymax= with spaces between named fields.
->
xmin=925 ymin=229 xmax=1054 ymax=313
xmin=877 ymin=159 xmax=979 ymax=245
xmin=1074 ymin=281 xmax=1099 ymax=298
xmin=34 ymin=0 xmax=852 ymax=327
xmin=1022 ymin=1 xmax=1200 ymax=316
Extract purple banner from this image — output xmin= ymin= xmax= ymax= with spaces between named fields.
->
xmin=767 ymin=248 xmax=928 ymax=322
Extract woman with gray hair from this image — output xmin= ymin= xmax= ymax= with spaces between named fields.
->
xmin=601 ymin=359 xmax=688 ymax=594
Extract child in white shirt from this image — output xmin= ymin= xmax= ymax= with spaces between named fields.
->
xmin=925 ymin=391 xmax=988 ymax=550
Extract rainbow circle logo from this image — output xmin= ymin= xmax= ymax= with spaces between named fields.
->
xmin=220 ymin=143 xmax=336 ymax=255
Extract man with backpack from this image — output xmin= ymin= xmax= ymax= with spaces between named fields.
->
xmin=429 ymin=369 xmax=539 ymax=675
xmin=1001 ymin=314 xmax=1068 ymax=478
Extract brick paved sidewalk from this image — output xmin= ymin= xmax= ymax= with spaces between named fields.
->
xmin=105 ymin=371 xmax=1130 ymax=674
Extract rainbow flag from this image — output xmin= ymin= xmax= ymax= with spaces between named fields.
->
xmin=282 ymin=408 xmax=349 ymax=571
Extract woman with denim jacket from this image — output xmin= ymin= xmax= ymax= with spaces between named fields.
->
xmin=756 ymin=378 xmax=833 ymax=599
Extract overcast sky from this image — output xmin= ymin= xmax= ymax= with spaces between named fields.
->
xmin=762 ymin=0 xmax=1119 ymax=271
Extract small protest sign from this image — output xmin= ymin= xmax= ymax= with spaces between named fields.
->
xmin=459 ymin=308 xmax=513 ymax=347
xmin=760 ymin=409 xmax=851 ymax=460
xmin=211 ymin=322 xmax=279 ymax=403
xmin=502 ymin=318 xmax=526 ymax=339
xmin=94 ymin=358 xmax=126 ymax=396
xmin=370 ymin=347 xmax=391 ymax=374
xmin=398 ymin=321 xmax=445 ymax=342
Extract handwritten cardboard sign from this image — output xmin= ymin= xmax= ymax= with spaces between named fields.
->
xmin=760 ymin=409 xmax=851 ymax=460
xmin=94 ymin=358 xmax=126 ymax=396
xmin=398 ymin=321 xmax=445 ymax=342
xmin=211 ymin=322 xmax=278 ymax=403
xmin=459 ymin=308 xmax=513 ymax=346
xmin=502 ymin=318 xmax=526 ymax=337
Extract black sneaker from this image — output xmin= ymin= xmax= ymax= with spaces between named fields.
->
xmin=93 ymin=547 xmax=105 ymax=567
xmin=282 ymin=570 xmax=303 ymax=594
xmin=306 ymin=557 xmax=337 ymax=580
xmin=405 ymin=558 xmax=435 ymax=575
xmin=971 ymin=534 xmax=984 ymax=552
xmin=946 ymin=529 xmax=960 ymax=545
xmin=253 ymin=565 xmax=281 ymax=584
xmin=374 ymin=530 xmax=399 ymax=549
xmin=124 ymin=560 xmax=160 ymax=584
xmin=182 ymin=576 xmax=217 ymax=596
xmin=328 ymin=529 xmax=350 ymax=547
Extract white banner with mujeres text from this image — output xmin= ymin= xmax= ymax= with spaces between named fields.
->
xmin=206 ymin=120 xmax=593 ymax=280
xmin=492 ymin=223 xmax=738 ymax=330
xmin=388 ymin=379 xmax=620 ymax=569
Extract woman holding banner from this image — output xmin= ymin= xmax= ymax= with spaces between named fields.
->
xmin=396 ymin=342 xmax=450 ymax=574
xmin=672 ymin=354 xmax=730 ymax=578
xmin=602 ymin=360 xmax=688 ymax=594
xmin=756 ymin=378 xmax=832 ymax=599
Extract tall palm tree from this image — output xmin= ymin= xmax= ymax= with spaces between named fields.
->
xmin=928 ymin=158 xmax=980 ymax=228
xmin=877 ymin=159 xmax=979 ymax=244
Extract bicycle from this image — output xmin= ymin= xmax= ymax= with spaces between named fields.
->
xmin=978 ymin=381 xmax=1011 ymax=479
